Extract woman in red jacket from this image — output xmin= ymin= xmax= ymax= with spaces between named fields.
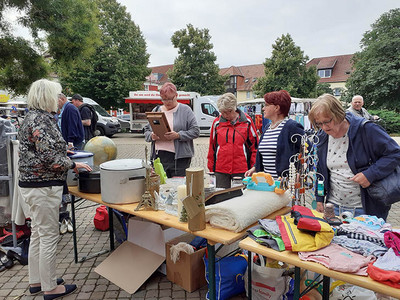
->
xmin=207 ymin=93 xmax=259 ymax=188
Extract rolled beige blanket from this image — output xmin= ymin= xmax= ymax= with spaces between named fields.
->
xmin=205 ymin=189 xmax=291 ymax=232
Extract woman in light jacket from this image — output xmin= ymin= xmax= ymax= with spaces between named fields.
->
xmin=144 ymin=82 xmax=200 ymax=177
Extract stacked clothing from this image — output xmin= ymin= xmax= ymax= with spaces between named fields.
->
xmin=367 ymin=229 xmax=400 ymax=288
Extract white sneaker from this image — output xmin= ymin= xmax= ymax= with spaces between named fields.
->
xmin=66 ymin=218 xmax=73 ymax=233
xmin=60 ymin=219 xmax=68 ymax=235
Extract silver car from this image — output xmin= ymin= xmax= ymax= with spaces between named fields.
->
xmin=117 ymin=114 xmax=131 ymax=131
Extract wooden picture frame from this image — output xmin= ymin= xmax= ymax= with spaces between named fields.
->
xmin=146 ymin=112 xmax=171 ymax=139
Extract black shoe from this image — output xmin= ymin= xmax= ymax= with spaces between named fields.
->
xmin=29 ymin=278 xmax=65 ymax=295
xmin=0 ymin=251 xmax=13 ymax=269
xmin=7 ymin=249 xmax=28 ymax=265
xmin=43 ymin=284 xmax=77 ymax=300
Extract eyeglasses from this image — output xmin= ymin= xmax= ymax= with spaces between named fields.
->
xmin=161 ymin=95 xmax=176 ymax=102
xmin=315 ymin=118 xmax=333 ymax=128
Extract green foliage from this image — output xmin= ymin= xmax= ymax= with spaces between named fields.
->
xmin=316 ymin=83 xmax=333 ymax=96
xmin=168 ymin=24 xmax=227 ymax=95
xmin=62 ymin=0 xmax=150 ymax=109
xmin=20 ymin=0 xmax=102 ymax=68
xmin=0 ymin=0 xmax=101 ymax=93
xmin=0 ymin=36 xmax=48 ymax=95
xmin=346 ymin=9 xmax=400 ymax=111
xmin=253 ymin=34 xmax=319 ymax=98
xmin=369 ymin=109 xmax=400 ymax=134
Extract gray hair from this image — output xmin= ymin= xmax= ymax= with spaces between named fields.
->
xmin=27 ymin=79 xmax=62 ymax=112
xmin=352 ymin=95 xmax=363 ymax=102
xmin=217 ymin=93 xmax=237 ymax=111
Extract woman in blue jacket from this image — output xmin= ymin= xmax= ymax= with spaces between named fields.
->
xmin=309 ymin=94 xmax=400 ymax=220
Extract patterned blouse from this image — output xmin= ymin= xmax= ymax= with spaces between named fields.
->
xmin=326 ymin=133 xmax=362 ymax=208
xmin=18 ymin=109 xmax=73 ymax=187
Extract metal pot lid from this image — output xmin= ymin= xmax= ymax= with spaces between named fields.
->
xmin=69 ymin=150 xmax=94 ymax=158
xmin=100 ymin=159 xmax=144 ymax=171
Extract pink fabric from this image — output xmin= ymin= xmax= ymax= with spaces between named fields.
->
xmin=384 ymin=231 xmax=400 ymax=256
xmin=299 ymin=243 xmax=375 ymax=276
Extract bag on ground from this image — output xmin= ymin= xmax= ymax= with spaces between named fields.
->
xmin=203 ymin=254 xmax=247 ymax=300
xmin=94 ymin=205 xmax=109 ymax=231
xmin=244 ymin=252 xmax=290 ymax=300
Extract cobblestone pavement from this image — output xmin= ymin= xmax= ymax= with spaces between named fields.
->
xmin=0 ymin=133 xmax=399 ymax=300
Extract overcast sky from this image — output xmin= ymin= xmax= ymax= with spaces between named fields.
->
xmin=119 ymin=0 xmax=399 ymax=68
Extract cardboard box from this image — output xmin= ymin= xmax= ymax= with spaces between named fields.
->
xmin=95 ymin=219 xmax=185 ymax=294
xmin=166 ymin=233 xmax=207 ymax=292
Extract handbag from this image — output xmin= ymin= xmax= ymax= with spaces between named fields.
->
xmin=361 ymin=121 xmax=400 ymax=205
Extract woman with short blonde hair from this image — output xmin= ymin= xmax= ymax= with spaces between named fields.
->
xmin=208 ymin=93 xmax=259 ymax=188
xmin=19 ymin=79 xmax=91 ymax=299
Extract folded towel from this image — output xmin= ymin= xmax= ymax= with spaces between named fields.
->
xmin=205 ymin=189 xmax=291 ymax=232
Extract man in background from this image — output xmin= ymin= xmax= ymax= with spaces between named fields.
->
xmin=58 ymin=93 xmax=84 ymax=150
xmin=347 ymin=95 xmax=379 ymax=121
xmin=57 ymin=93 xmax=84 ymax=233
xmin=71 ymin=94 xmax=96 ymax=143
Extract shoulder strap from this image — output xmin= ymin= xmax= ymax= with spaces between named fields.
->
xmin=361 ymin=120 xmax=376 ymax=163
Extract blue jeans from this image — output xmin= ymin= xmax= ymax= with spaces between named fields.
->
xmin=333 ymin=204 xmax=365 ymax=219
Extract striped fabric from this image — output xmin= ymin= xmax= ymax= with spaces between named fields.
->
xmin=258 ymin=119 xmax=287 ymax=179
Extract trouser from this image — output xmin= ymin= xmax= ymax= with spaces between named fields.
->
xmin=333 ymin=204 xmax=365 ymax=219
xmin=20 ymin=186 xmax=62 ymax=291
xmin=155 ymin=150 xmax=191 ymax=178
xmin=215 ymin=172 xmax=245 ymax=189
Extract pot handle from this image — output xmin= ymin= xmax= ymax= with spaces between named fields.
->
xmin=120 ymin=176 xmax=145 ymax=184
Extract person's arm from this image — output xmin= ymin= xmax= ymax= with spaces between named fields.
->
xmin=34 ymin=117 xmax=74 ymax=172
xmin=66 ymin=107 xmax=84 ymax=143
xmin=207 ymin=118 xmax=218 ymax=172
xmin=174 ymin=105 xmax=200 ymax=141
xmin=144 ymin=106 xmax=160 ymax=142
xmin=357 ymin=122 xmax=400 ymax=185
xmin=80 ymin=106 xmax=92 ymax=126
xmin=248 ymin=118 xmax=259 ymax=168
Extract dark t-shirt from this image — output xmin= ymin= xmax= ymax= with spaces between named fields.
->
xmin=80 ymin=105 xmax=93 ymax=141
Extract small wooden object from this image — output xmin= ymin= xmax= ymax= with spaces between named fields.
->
xmin=185 ymin=167 xmax=205 ymax=231
xmin=146 ymin=112 xmax=171 ymax=139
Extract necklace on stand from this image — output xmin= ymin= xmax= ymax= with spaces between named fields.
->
xmin=269 ymin=119 xmax=284 ymax=129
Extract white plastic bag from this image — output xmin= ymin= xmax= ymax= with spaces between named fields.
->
xmin=330 ymin=283 xmax=377 ymax=300
xmin=244 ymin=253 xmax=289 ymax=300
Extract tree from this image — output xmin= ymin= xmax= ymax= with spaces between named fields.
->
xmin=0 ymin=36 xmax=48 ymax=95
xmin=316 ymin=83 xmax=333 ymax=96
xmin=0 ymin=0 xmax=101 ymax=94
xmin=346 ymin=9 xmax=400 ymax=111
xmin=168 ymin=24 xmax=227 ymax=95
xmin=62 ymin=0 xmax=150 ymax=109
xmin=253 ymin=34 xmax=319 ymax=98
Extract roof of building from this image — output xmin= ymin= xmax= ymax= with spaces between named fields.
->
xmin=219 ymin=64 xmax=265 ymax=91
xmin=306 ymin=54 xmax=354 ymax=83
xmin=148 ymin=64 xmax=174 ymax=85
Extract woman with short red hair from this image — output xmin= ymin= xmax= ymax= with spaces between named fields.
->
xmin=245 ymin=90 xmax=304 ymax=179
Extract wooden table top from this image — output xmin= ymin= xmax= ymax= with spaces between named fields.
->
xmin=69 ymin=186 xmax=291 ymax=245
xmin=239 ymin=237 xmax=400 ymax=298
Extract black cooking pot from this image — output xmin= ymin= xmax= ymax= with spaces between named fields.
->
xmin=78 ymin=171 xmax=101 ymax=193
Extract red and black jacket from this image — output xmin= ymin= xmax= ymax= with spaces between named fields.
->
xmin=207 ymin=110 xmax=258 ymax=174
